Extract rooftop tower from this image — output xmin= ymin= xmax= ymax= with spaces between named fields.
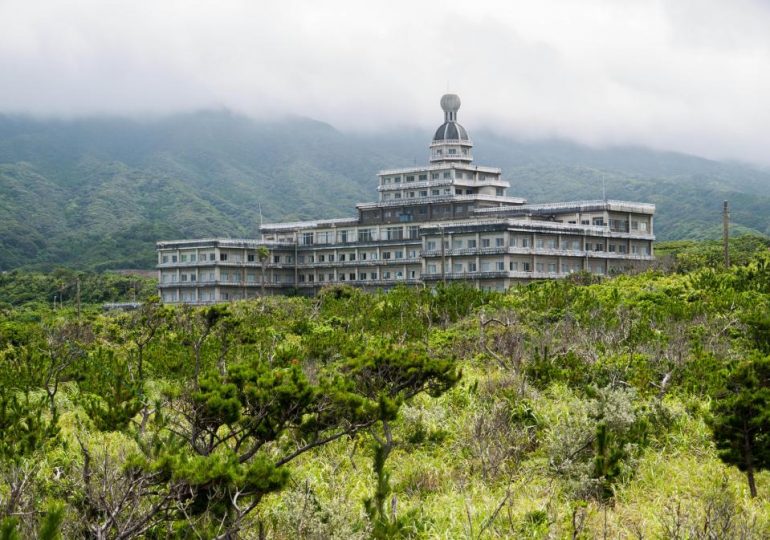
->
xmin=430 ymin=93 xmax=473 ymax=164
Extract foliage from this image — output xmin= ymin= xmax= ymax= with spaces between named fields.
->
xmin=2 ymin=244 xmax=770 ymax=537
xmin=709 ymin=353 xmax=770 ymax=498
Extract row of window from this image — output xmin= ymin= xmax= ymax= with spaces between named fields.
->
xmin=426 ymin=261 xmax=601 ymax=274
xmin=299 ymin=269 xmax=419 ymax=283
xmin=381 ymin=170 xmax=488 ymax=184
xmin=426 ymin=237 xmax=650 ymax=253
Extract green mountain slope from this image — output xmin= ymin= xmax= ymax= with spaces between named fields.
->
xmin=1 ymin=111 xmax=769 ymax=271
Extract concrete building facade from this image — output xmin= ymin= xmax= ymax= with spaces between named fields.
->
xmin=157 ymin=95 xmax=655 ymax=304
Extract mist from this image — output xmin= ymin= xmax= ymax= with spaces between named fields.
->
xmin=1 ymin=0 xmax=769 ymax=165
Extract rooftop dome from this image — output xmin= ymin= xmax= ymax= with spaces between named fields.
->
xmin=433 ymin=93 xmax=470 ymax=142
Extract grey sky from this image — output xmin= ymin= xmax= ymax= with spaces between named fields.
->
xmin=2 ymin=0 xmax=769 ymax=164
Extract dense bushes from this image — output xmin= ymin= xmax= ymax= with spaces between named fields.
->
xmin=1 ymin=249 xmax=770 ymax=537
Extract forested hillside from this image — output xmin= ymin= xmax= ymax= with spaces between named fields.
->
xmin=1 ymin=240 xmax=770 ymax=538
xmin=1 ymin=111 xmax=770 ymax=271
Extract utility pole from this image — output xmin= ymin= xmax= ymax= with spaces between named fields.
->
xmin=723 ymin=200 xmax=730 ymax=268
xmin=76 ymin=278 xmax=81 ymax=320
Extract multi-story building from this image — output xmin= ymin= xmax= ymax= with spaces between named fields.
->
xmin=157 ymin=94 xmax=655 ymax=304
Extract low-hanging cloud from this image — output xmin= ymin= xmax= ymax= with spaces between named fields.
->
xmin=1 ymin=0 xmax=769 ymax=165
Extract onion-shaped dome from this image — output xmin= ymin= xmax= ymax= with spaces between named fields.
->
xmin=432 ymin=93 xmax=470 ymax=142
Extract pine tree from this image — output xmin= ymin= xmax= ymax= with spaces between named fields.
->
xmin=710 ymin=354 xmax=770 ymax=497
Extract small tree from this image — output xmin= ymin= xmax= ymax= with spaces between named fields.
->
xmin=709 ymin=354 xmax=770 ymax=497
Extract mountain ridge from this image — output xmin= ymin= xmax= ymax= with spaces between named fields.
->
xmin=1 ymin=110 xmax=769 ymax=271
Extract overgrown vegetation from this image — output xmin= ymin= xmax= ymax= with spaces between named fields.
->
xmin=1 ymin=238 xmax=770 ymax=538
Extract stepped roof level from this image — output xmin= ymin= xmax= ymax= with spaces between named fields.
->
xmin=430 ymin=94 xmax=473 ymax=163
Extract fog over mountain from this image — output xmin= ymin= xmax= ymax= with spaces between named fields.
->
xmin=1 ymin=1 xmax=770 ymax=166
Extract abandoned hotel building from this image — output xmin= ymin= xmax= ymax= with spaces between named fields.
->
xmin=157 ymin=94 xmax=655 ymax=304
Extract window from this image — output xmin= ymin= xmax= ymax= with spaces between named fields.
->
xmin=428 ymin=264 xmax=437 ymax=274
xmin=395 ymin=250 xmax=404 ymax=259
xmin=339 ymin=254 xmax=346 ymax=262
xmin=383 ymin=271 xmax=391 ymax=279
xmin=406 ymin=175 xmax=414 ymax=182
xmin=248 ymin=254 xmax=255 ymax=262
xmin=548 ymin=263 xmax=557 ymax=273
xmin=443 ymin=171 xmax=451 ymax=179
xmin=358 ymin=229 xmax=373 ymax=242
xmin=522 ymin=262 xmax=531 ymax=272
xmin=208 ymin=272 xmax=215 ymax=281
xmin=452 ymin=239 xmax=463 ymax=249
xmin=180 ymin=254 xmax=188 ymax=263
xmin=419 ymin=174 xmax=427 ymax=181
xmin=640 ymin=222 xmax=647 ymax=231
xmin=427 ymin=241 xmax=437 ymax=250
xmin=432 ymin=173 xmax=439 ymax=179
xmin=190 ymin=254 xmax=197 ymax=262
xmin=219 ymin=253 xmax=227 ymax=262
xmin=535 ymin=239 xmax=544 ymax=248
xmin=572 ymin=240 xmax=581 ymax=250
xmin=350 ymin=253 xmax=356 ymax=261
xmin=419 ymin=190 xmax=428 ymax=197
xmin=521 ymin=238 xmax=530 ymax=248
xmin=394 ymin=193 xmax=402 ymax=199
xmin=360 ymin=272 xmax=367 ymax=280
xmin=495 ymin=238 xmax=504 ymax=247
xmin=319 ymin=254 xmax=325 ymax=262
xmin=273 ymin=255 xmax=280 ymax=263
xmin=467 ymin=239 xmax=477 ymax=248
xmin=453 ymin=263 xmax=463 ymax=272
xmin=619 ymin=245 xmax=627 ymax=254
xmin=509 ymin=261 xmax=518 ymax=271
xmin=468 ymin=262 xmax=477 ymax=272
xmin=181 ymin=274 xmax=188 ymax=282
xmin=328 ymin=254 xmax=335 ymax=262
xmin=408 ymin=226 xmax=419 ymax=239
xmin=496 ymin=188 xmax=504 ymax=196
xmin=339 ymin=230 xmax=348 ymax=243
xmin=382 ymin=251 xmax=391 ymax=259
xmin=631 ymin=220 xmax=639 ymax=230
xmin=172 ymin=255 xmax=178 ymax=263
xmin=592 ymin=217 xmax=605 ymax=226
xmin=481 ymin=261 xmax=492 ymax=272
xmin=432 ymin=189 xmax=440 ymax=195
xmin=509 ymin=237 xmax=516 ymax=247
xmin=386 ymin=227 xmax=403 ymax=240
xmin=361 ymin=252 xmax=367 ymax=260
xmin=482 ymin=239 xmax=491 ymax=248
xmin=536 ymin=262 xmax=544 ymax=272
xmin=546 ymin=239 xmax=556 ymax=249
xmin=221 ymin=272 xmax=228 ymax=281
xmin=448 ymin=148 xmax=456 ymax=155
xmin=162 ymin=255 xmax=168 ymax=263
xmin=190 ymin=274 xmax=196 ymax=282
xmin=408 ymin=192 xmax=416 ymax=198
xmin=349 ymin=273 xmax=355 ymax=280
xmin=496 ymin=261 xmax=505 ymax=271
xmin=393 ymin=176 xmax=401 ymax=183
xmin=371 ymin=272 xmax=378 ymax=279
xmin=609 ymin=244 xmax=616 ymax=253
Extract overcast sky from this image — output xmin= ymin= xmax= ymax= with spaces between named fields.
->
xmin=1 ymin=0 xmax=769 ymax=165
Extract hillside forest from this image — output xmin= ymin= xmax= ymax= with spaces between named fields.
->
xmin=0 ymin=237 xmax=770 ymax=538
xmin=2 ymin=111 xmax=770 ymax=271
